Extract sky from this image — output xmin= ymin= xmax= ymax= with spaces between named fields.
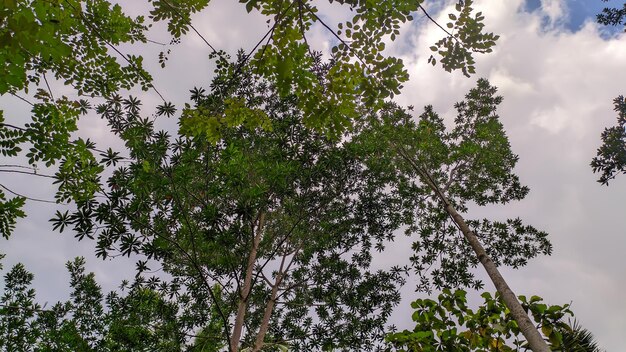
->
xmin=1 ymin=0 xmax=625 ymax=350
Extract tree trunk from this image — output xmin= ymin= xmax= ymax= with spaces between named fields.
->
xmin=230 ymin=212 xmax=266 ymax=352
xmin=252 ymin=245 xmax=300 ymax=351
xmin=444 ymin=202 xmax=551 ymax=352
xmin=252 ymin=272 xmax=282 ymax=351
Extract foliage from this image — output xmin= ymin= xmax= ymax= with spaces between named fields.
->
xmin=591 ymin=95 xmax=626 ymax=184
xmin=147 ymin=0 xmax=498 ymax=135
xmin=354 ymin=79 xmax=552 ymax=292
xmin=1 ymin=0 xmax=499 ymax=239
xmin=0 ymin=189 xmax=25 ymax=240
xmin=597 ymin=0 xmax=626 ymax=30
xmin=0 ymin=0 xmax=157 ymax=239
xmin=0 ymin=257 xmax=188 ymax=351
xmin=49 ymin=68 xmax=557 ymax=350
xmin=0 ymin=92 xmax=102 ymax=238
xmin=386 ymin=289 xmax=603 ymax=352
xmin=0 ymin=0 xmax=151 ymax=95
xmin=561 ymin=320 xmax=605 ymax=352
xmin=428 ymin=1 xmax=499 ymax=76
xmin=52 ymin=61 xmax=411 ymax=350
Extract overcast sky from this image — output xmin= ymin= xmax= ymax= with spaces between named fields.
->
xmin=1 ymin=0 xmax=625 ymax=350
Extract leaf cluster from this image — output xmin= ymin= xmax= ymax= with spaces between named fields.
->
xmin=53 ymin=63 xmax=410 ymax=350
xmin=428 ymin=0 xmax=499 ymax=77
xmin=0 ymin=0 xmax=151 ymax=96
xmin=385 ymin=289 xmax=601 ymax=352
xmin=591 ymin=95 xmax=626 ymax=184
xmin=597 ymin=0 xmax=626 ymax=30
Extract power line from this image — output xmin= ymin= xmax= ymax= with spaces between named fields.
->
xmin=0 ymin=169 xmax=55 ymax=179
xmin=160 ymin=0 xmax=220 ymax=54
xmin=0 ymin=184 xmax=57 ymax=204
xmin=161 ymin=0 xmax=295 ymax=92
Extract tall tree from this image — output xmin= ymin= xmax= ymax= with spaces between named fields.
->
xmin=55 ymin=56 xmax=409 ymax=351
xmin=354 ymin=79 xmax=552 ymax=351
xmin=52 ymin=58 xmax=554 ymax=350
xmin=0 ymin=0 xmax=162 ymax=239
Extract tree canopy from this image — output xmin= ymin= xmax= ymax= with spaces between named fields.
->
xmin=39 ymin=52 xmax=557 ymax=349
xmin=0 ymin=0 xmax=500 ymax=240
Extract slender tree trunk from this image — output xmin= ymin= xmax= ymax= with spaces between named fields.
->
xmin=252 ymin=245 xmax=301 ymax=351
xmin=230 ymin=212 xmax=266 ymax=352
xmin=443 ymin=202 xmax=550 ymax=352
xmin=396 ymin=148 xmax=551 ymax=352
xmin=252 ymin=271 xmax=282 ymax=351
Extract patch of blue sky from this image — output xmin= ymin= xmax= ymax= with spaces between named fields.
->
xmin=524 ymin=0 xmax=624 ymax=36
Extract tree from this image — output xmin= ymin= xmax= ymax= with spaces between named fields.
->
xmin=592 ymin=2 xmax=626 ymax=183
xmin=54 ymin=56 xmax=410 ymax=351
xmin=0 ymin=0 xmax=159 ymax=239
xmin=49 ymin=58 xmax=556 ymax=351
xmin=148 ymin=0 xmax=498 ymax=133
xmin=386 ymin=289 xmax=604 ymax=352
xmin=0 ymin=257 xmax=189 ymax=351
xmin=354 ymin=79 xmax=553 ymax=351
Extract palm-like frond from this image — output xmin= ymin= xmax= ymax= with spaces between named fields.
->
xmin=560 ymin=319 xmax=605 ymax=352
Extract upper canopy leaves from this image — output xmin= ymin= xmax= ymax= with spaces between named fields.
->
xmin=149 ymin=0 xmax=499 ymax=135
xmin=353 ymin=79 xmax=551 ymax=291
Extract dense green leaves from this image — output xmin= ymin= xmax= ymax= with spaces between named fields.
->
xmin=148 ymin=0 xmax=498 ymax=135
xmin=0 ymin=190 xmax=25 ymax=239
xmin=386 ymin=289 xmax=602 ymax=352
xmin=1 ymin=0 xmax=500 ymax=239
xmin=428 ymin=0 xmax=499 ymax=77
xmin=0 ymin=0 xmax=160 ymax=238
xmin=0 ymin=0 xmax=151 ymax=95
xmin=56 ymin=63 xmax=410 ymax=350
xmin=591 ymin=95 xmax=626 ymax=184
xmin=0 ymin=257 xmax=188 ymax=351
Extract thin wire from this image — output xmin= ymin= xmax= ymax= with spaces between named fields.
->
xmin=161 ymin=0 xmax=296 ymax=93
xmin=159 ymin=0 xmax=220 ymax=54
xmin=0 ymin=123 xmax=26 ymax=131
xmin=0 ymin=169 xmax=55 ymax=179
xmin=42 ymin=72 xmax=55 ymax=101
xmin=0 ymin=184 xmax=57 ymax=204
xmin=146 ymin=38 xmax=167 ymax=46
xmin=62 ymin=0 xmax=167 ymax=102
xmin=418 ymin=4 xmax=466 ymax=48
xmin=0 ymin=164 xmax=35 ymax=170
xmin=301 ymin=1 xmax=375 ymax=77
